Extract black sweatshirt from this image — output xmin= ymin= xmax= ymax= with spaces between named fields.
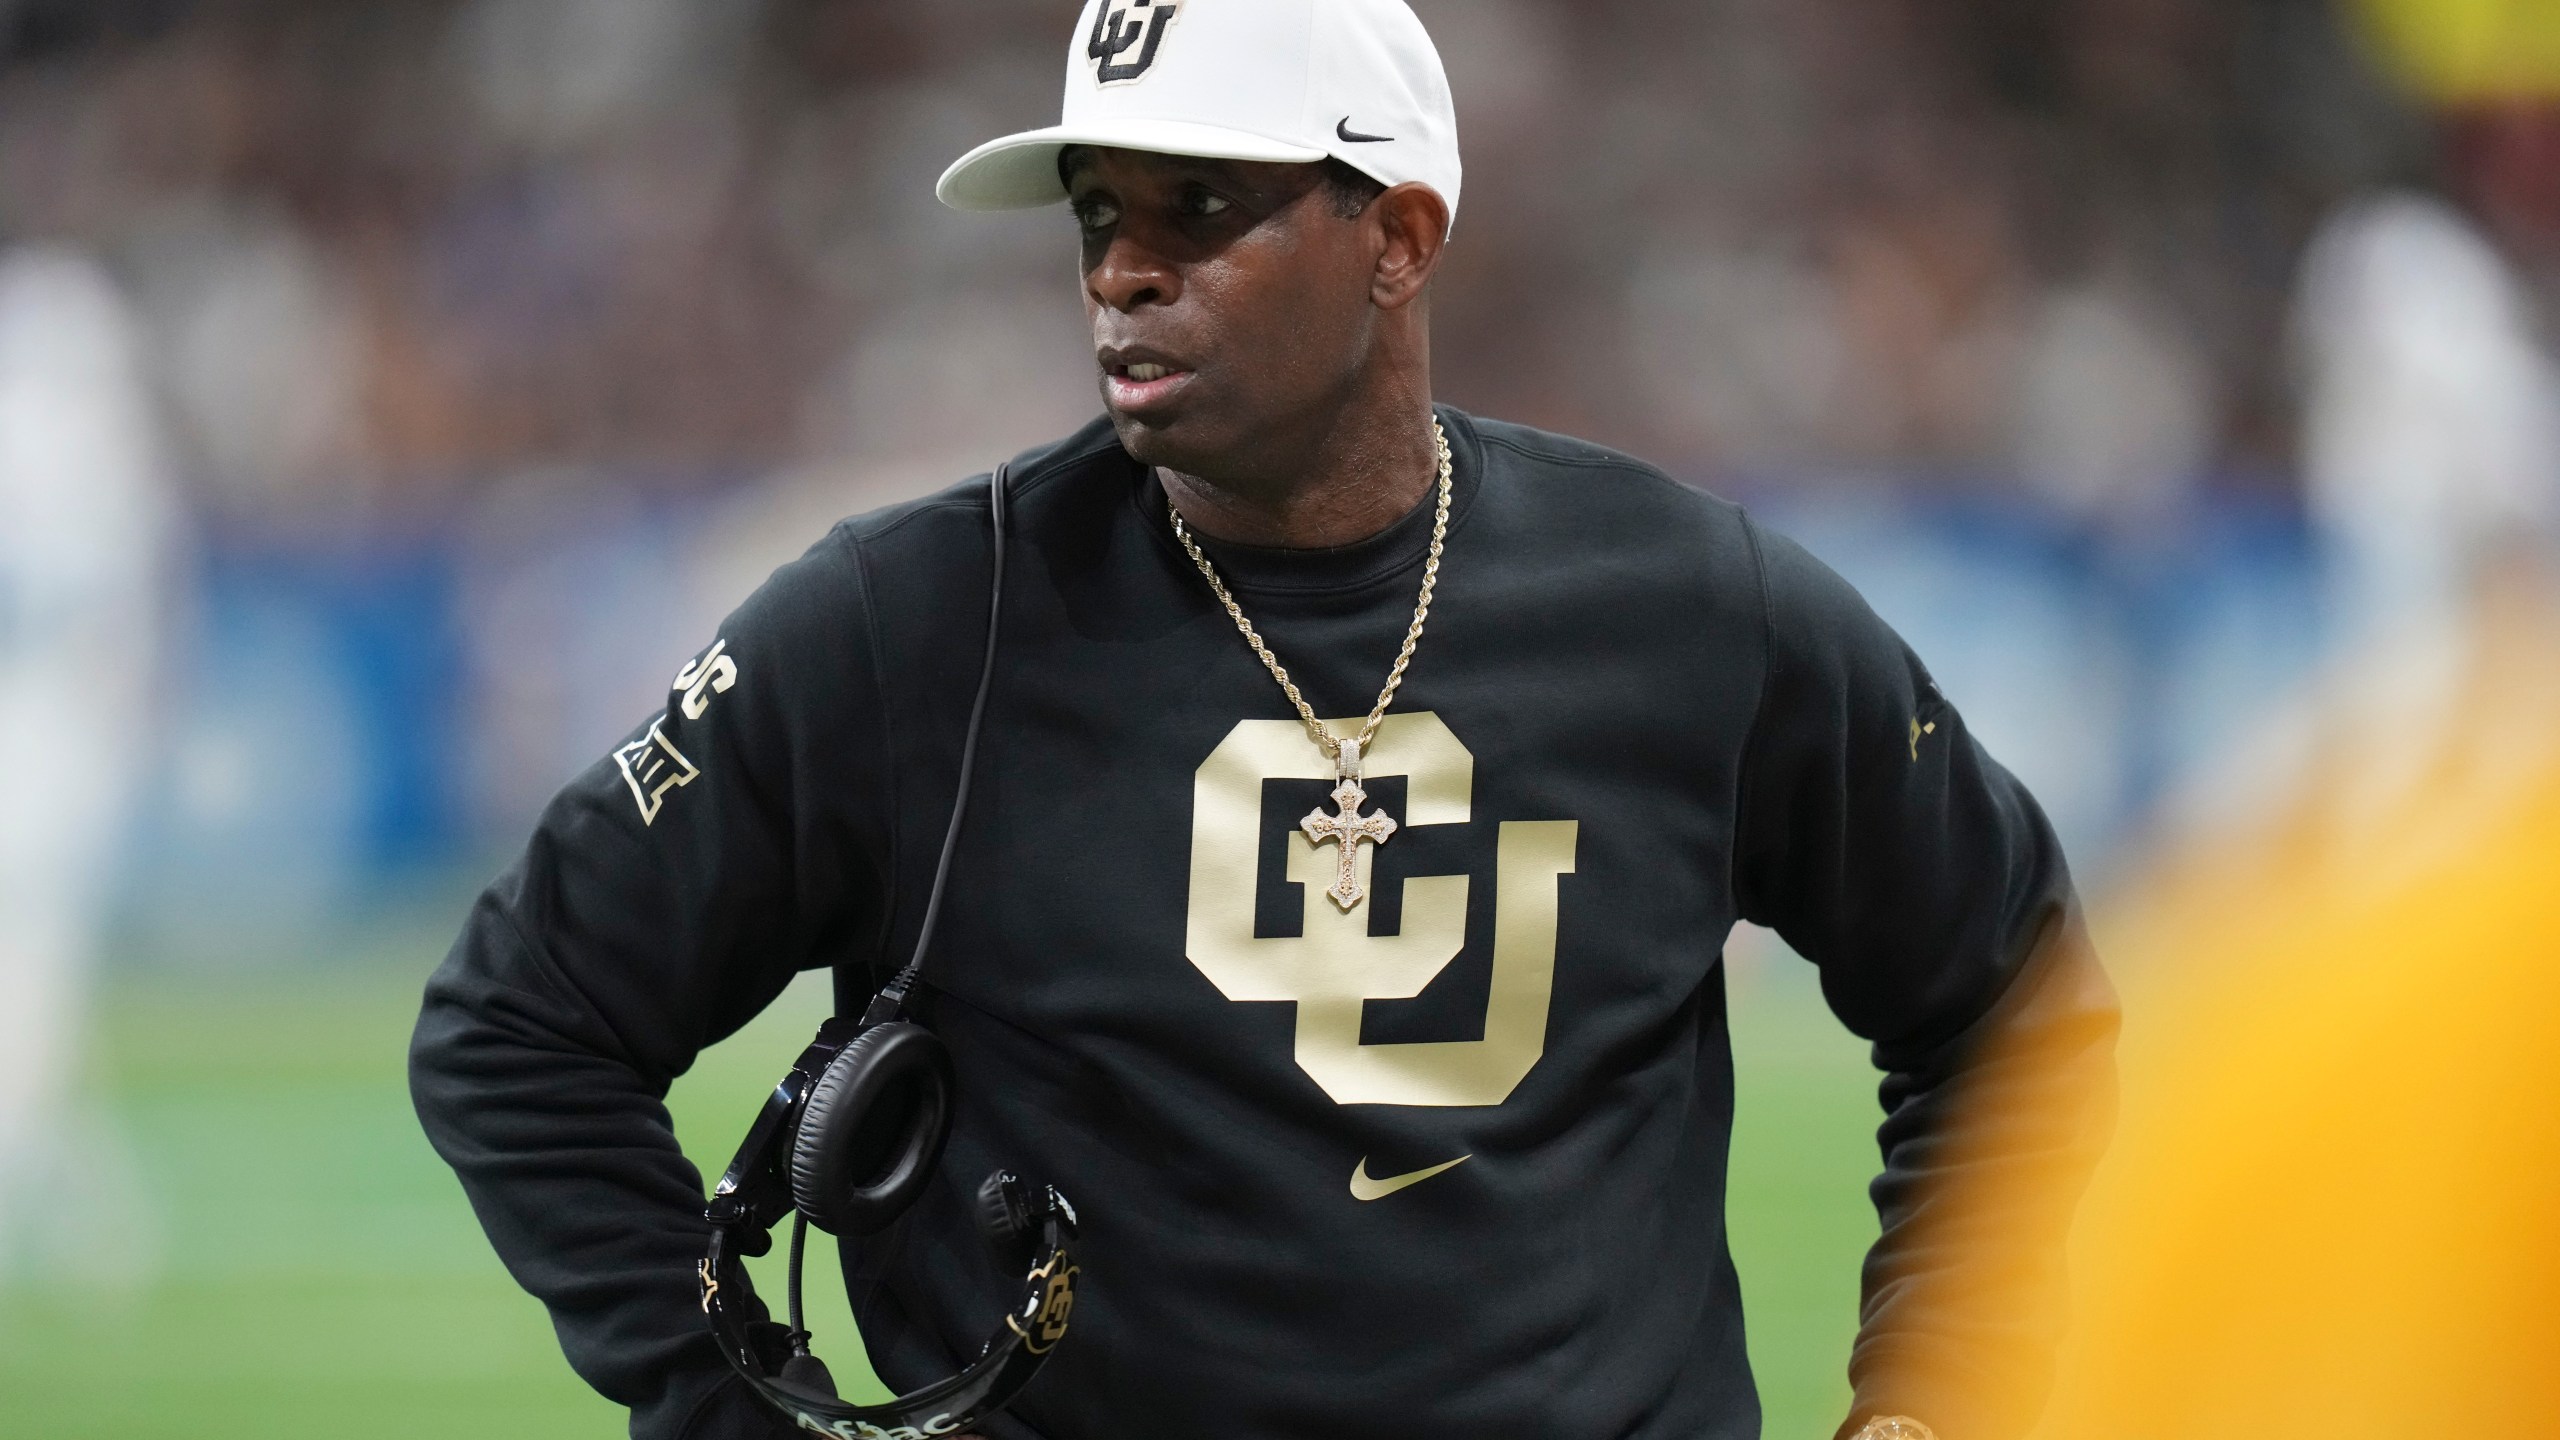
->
xmin=411 ymin=408 xmax=2117 ymax=1440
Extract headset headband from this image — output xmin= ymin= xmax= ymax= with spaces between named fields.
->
xmin=702 ymin=1025 xmax=1078 ymax=1439
xmin=703 ymin=1217 xmax=1078 ymax=1438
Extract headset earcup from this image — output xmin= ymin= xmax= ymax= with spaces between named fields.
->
xmin=789 ymin=1022 xmax=954 ymax=1237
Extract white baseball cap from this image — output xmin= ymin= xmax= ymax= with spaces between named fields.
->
xmin=936 ymin=0 xmax=1461 ymax=226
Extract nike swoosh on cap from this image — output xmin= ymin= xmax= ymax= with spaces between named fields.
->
xmin=1336 ymin=117 xmax=1394 ymax=144
xmin=1349 ymin=1153 xmax=1470 ymax=1201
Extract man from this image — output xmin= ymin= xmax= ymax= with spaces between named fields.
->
xmin=412 ymin=4 xmax=2117 ymax=1439
xmin=0 ymin=245 xmax=172 ymax=1283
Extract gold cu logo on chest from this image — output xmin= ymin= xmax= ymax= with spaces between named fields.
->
xmin=1184 ymin=713 xmax=1579 ymax=1107
xmin=1087 ymin=0 xmax=1179 ymax=86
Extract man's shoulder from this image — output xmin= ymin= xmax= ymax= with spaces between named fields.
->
xmin=1455 ymin=410 xmax=1754 ymax=568
xmin=1460 ymin=411 xmax=1742 ymax=521
xmin=826 ymin=415 xmax=1128 ymax=554
xmin=1463 ymin=412 xmax=1663 ymax=477
xmin=720 ymin=418 xmax=1123 ymax=645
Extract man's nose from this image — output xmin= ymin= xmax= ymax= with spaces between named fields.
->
xmin=1086 ymin=232 xmax=1180 ymax=313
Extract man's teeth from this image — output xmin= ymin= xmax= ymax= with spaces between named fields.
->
xmin=1125 ymin=363 xmax=1171 ymax=382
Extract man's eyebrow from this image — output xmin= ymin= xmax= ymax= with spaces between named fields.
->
xmin=1159 ymin=156 xmax=1252 ymax=183
xmin=1059 ymin=150 xmax=1265 ymax=193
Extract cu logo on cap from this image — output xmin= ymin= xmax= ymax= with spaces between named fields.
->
xmin=1088 ymin=0 xmax=1178 ymax=85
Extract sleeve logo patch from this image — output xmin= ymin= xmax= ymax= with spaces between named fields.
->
xmin=614 ymin=716 xmax=699 ymax=825
xmin=674 ymin=639 xmax=738 ymax=720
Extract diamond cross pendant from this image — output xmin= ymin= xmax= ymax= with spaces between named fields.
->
xmin=1300 ymin=737 xmax=1399 ymax=911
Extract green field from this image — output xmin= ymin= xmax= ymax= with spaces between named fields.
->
xmin=0 ymin=945 xmax=1878 ymax=1438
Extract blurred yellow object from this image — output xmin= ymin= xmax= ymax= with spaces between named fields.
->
xmin=2014 ymin=579 xmax=2560 ymax=1436
xmin=2353 ymin=0 xmax=2560 ymax=101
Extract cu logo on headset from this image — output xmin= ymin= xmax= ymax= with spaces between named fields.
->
xmin=1087 ymin=0 xmax=1178 ymax=85
xmin=1019 ymin=1252 xmax=1080 ymax=1354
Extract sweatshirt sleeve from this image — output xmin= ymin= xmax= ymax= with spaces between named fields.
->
xmin=409 ymin=527 xmax=892 ymax=1440
xmin=1730 ymin=516 xmax=2120 ymax=1440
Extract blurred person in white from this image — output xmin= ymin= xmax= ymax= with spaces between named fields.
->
xmin=0 ymin=243 xmax=175 ymax=1281
xmin=2260 ymin=4 xmax=2560 ymax=846
xmin=2291 ymin=190 xmax=2560 ymax=824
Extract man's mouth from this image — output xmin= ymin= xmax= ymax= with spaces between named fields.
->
xmin=1102 ymin=355 xmax=1196 ymax=413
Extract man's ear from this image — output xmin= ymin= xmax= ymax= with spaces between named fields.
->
xmin=1370 ymin=183 xmax=1449 ymax=312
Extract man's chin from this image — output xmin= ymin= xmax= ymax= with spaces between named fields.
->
xmin=1107 ymin=406 xmax=1223 ymax=474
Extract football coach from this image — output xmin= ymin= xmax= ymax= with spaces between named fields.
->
xmin=411 ymin=3 xmax=2119 ymax=1439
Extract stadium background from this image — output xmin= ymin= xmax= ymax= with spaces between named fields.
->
xmin=1 ymin=0 xmax=2554 ymax=1436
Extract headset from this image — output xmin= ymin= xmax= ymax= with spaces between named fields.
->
xmin=700 ymin=461 xmax=1082 ymax=1438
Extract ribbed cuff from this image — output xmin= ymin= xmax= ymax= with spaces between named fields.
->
xmin=1841 ymin=1335 xmax=2045 ymax=1440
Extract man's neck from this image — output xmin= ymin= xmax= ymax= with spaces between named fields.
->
xmin=1157 ymin=401 xmax=1440 ymax=550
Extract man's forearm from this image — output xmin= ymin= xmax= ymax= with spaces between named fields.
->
xmin=1840 ymin=905 xmax=2120 ymax=1440
xmin=411 ymin=887 xmax=788 ymax=1440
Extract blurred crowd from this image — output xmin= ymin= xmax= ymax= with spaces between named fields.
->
xmin=0 ymin=0 xmax=2552 ymax=926
xmin=0 ymin=0 xmax=2473 ymax=514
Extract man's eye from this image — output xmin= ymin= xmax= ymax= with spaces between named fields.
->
xmin=1182 ymin=190 xmax=1232 ymax=218
xmin=1074 ymin=200 xmax=1121 ymax=232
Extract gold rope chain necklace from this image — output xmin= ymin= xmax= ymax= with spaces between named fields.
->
xmin=1168 ymin=417 xmax=1454 ymax=912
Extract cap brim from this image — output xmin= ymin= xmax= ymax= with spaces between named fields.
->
xmin=937 ymin=118 xmax=1330 ymax=211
